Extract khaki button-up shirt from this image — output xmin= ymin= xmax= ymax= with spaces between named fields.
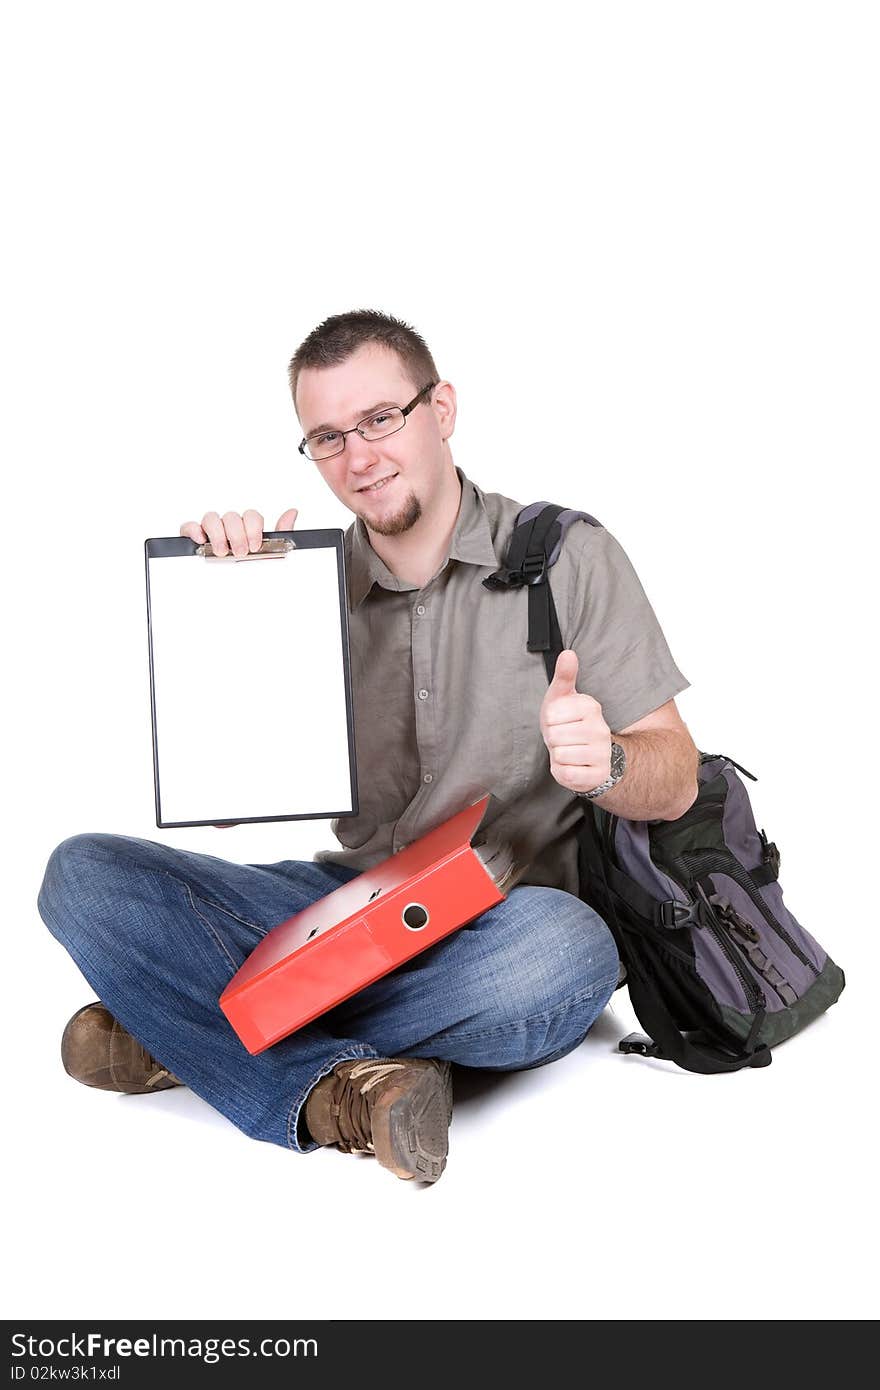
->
xmin=314 ymin=466 xmax=689 ymax=896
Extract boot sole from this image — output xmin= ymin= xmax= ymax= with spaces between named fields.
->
xmin=371 ymin=1062 xmax=452 ymax=1183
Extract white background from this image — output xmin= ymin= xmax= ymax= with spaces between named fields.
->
xmin=2 ymin=0 xmax=877 ymax=1323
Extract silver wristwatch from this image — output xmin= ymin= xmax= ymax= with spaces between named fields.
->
xmin=577 ymin=740 xmax=627 ymax=801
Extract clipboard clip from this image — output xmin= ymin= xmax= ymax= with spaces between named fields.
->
xmin=195 ymin=538 xmax=296 ymax=562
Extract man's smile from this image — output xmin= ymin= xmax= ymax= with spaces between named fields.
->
xmin=358 ymin=473 xmax=398 ymax=493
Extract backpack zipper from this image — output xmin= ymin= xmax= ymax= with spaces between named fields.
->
xmin=606 ymin=807 xmax=769 ymax=1014
xmin=681 ymin=849 xmax=818 ymax=978
xmin=716 ymin=904 xmax=798 ymax=1006
xmin=702 ymin=908 xmax=767 ymax=1014
xmin=655 ymin=851 xmax=766 ymax=1015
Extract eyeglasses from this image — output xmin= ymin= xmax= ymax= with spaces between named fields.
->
xmin=298 ymin=381 xmax=438 ymax=462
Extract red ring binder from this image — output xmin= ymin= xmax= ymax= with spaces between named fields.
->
xmin=219 ymin=794 xmax=517 ymax=1053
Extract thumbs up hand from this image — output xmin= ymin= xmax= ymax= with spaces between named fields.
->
xmin=539 ymin=650 xmax=613 ymax=796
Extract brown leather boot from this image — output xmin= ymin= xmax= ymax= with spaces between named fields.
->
xmin=304 ymin=1057 xmax=452 ymax=1183
xmin=61 ymin=1003 xmax=183 ymax=1095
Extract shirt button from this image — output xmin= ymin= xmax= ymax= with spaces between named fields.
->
xmin=423 ymin=773 xmax=433 ymax=784
xmin=418 ymin=689 xmax=429 ymax=700
xmin=416 ymin=605 xmax=426 ymax=616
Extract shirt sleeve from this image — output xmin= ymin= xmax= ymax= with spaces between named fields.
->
xmin=564 ymin=523 xmax=690 ymax=733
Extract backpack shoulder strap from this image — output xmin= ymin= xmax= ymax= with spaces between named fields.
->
xmin=482 ymin=503 xmax=600 ymax=681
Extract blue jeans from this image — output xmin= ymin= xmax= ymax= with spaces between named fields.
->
xmin=37 ymin=834 xmax=619 ymax=1153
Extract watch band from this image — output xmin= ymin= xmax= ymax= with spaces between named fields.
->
xmin=577 ymin=740 xmax=627 ymax=801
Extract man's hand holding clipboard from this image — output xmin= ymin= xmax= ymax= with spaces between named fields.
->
xmin=179 ymin=505 xmax=300 ymax=558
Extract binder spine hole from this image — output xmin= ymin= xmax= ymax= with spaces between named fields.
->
xmin=402 ymin=903 xmax=429 ymax=932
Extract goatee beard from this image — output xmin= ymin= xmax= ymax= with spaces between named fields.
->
xmin=360 ymin=490 xmax=422 ymax=537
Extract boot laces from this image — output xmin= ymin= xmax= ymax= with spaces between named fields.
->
xmin=135 ymin=1035 xmax=176 ymax=1088
xmin=334 ymin=1061 xmax=407 ymax=1154
xmin=144 ymin=1066 xmax=172 ymax=1087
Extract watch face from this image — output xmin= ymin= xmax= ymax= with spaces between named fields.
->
xmin=610 ymin=741 xmax=626 ymax=778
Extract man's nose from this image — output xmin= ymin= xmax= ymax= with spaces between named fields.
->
xmin=345 ymin=429 xmax=382 ymax=471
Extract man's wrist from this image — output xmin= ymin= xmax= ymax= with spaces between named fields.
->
xmin=577 ymin=739 xmax=627 ymax=801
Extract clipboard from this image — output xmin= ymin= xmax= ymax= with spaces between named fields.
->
xmin=219 ymin=793 xmax=516 ymax=1054
xmin=144 ymin=530 xmax=358 ymax=828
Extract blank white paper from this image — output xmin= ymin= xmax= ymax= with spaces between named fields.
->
xmin=146 ymin=544 xmax=355 ymax=824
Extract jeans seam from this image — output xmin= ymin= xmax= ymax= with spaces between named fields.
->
xmin=185 ymin=886 xmax=240 ymax=972
xmin=189 ymin=893 xmax=268 ymax=935
xmin=435 ymin=969 xmax=620 ymax=1045
xmin=285 ymin=1046 xmax=378 ymax=1153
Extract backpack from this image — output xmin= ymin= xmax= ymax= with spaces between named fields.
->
xmin=483 ymin=502 xmax=846 ymax=1074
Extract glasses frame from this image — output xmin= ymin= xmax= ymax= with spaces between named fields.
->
xmin=298 ymin=381 xmax=438 ymax=462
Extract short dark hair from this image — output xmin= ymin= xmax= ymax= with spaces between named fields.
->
xmin=288 ymin=309 xmax=440 ymax=416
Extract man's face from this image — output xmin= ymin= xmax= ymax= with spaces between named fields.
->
xmin=295 ymin=343 xmax=452 ymax=537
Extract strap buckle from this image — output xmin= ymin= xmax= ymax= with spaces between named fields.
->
xmin=519 ymin=552 xmax=548 ymax=585
xmin=658 ymin=899 xmax=699 ymax=928
xmin=482 ymin=553 xmax=547 ymax=590
xmin=619 ymin=1032 xmax=663 ymax=1058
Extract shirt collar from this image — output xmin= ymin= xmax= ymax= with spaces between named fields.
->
xmin=347 ymin=465 xmax=500 ymax=609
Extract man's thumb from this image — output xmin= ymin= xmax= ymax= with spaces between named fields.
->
xmin=548 ymin=649 xmax=579 ymax=695
xmin=276 ymin=507 xmax=299 ymax=530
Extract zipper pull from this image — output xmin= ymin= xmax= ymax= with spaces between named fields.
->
xmin=725 ymin=911 xmax=760 ymax=945
xmin=698 ymin=753 xmax=758 ymax=780
xmin=759 ymin=829 xmax=781 ymax=875
xmin=725 ymin=756 xmax=758 ymax=781
xmin=701 ymin=887 xmax=761 ymax=943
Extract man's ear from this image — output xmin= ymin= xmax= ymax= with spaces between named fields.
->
xmin=431 ymin=380 xmax=457 ymax=441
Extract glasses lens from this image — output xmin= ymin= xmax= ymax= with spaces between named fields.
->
xmin=304 ymin=432 xmax=344 ymax=461
xmin=359 ymin=406 xmax=404 ymax=441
